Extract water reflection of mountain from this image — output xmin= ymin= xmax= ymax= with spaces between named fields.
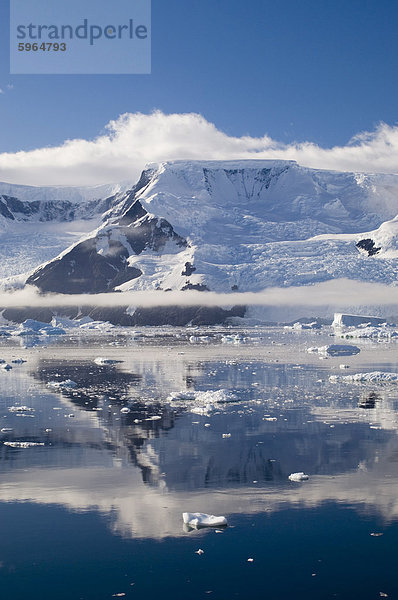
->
xmin=0 ymin=351 xmax=398 ymax=537
xmin=18 ymin=357 xmax=398 ymax=492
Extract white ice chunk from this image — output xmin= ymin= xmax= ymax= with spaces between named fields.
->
xmin=167 ymin=389 xmax=234 ymax=414
xmin=4 ymin=441 xmax=44 ymax=448
xmin=94 ymin=357 xmax=122 ymax=365
xmin=288 ymin=472 xmax=309 ymax=481
xmin=332 ymin=313 xmax=386 ymax=328
xmin=47 ymin=379 xmax=77 ymax=389
xmin=182 ymin=512 xmax=227 ymax=528
xmin=330 ymin=371 xmax=398 ymax=383
xmin=306 ymin=344 xmax=360 ymax=357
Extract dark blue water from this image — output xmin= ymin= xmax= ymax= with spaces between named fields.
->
xmin=0 ymin=329 xmax=397 ymax=599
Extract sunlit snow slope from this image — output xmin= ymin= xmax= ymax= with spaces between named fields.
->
xmin=6 ymin=159 xmax=398 ymax=292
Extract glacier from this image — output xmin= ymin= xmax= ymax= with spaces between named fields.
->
xmin=0 ymin=159 xmax=398 ymax=323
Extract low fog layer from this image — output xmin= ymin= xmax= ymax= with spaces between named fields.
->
xmin=1 ymin=279 xmax=397 ymax=311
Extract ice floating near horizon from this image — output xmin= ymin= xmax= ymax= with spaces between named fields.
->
xmin=4 ymin=441 xmax=44 ymax=448
xmin=340 ymin=326 xmax=398 ymax=340
xmin=47 ymin=379 xmax=77 ymax=389
xmin=80 ymin=321 xmax=115 ymax=331
xmin=94 ymin=357 xmax=123 ymax=365
xmin=332 ymin=313 xmax=386 ymax=328
xmin=330 ymin=371 xmax=398 ymax=383
xmin=167 ymin=389 xmax=234 ymax=415
xmin=221 ymin=334 xmax=245 ymax=344
xmin=182 ymin=512 xmax=227 ymax=528
xmin=288 ymin=472 xmax=309 ymax=481
xmin=285 ymin=321 xmax=321 ymax=330
xmin=9 ymin=319 xmax=66 ymax=337
xmin=307 ymin=344 xmax=360 ymax=357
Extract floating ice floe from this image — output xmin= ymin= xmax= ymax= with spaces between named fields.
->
xmin=8 ymin=405 xmax=34 ymax=413
xmin=330 ymin=371 xmax=398 ymax=383
xmin=221 ymin=334 xmax=245 ymax=344
xmin=120 ymin=407 xmax=130 ymax=414
xmin=94 ymin=357 xmax=123 ymax=365
xmin=80 ymin=321 xmax=115 ymax=331
xmin=285 ymin=321 xmax=321 ymax=330
xmin=167 ymin=389 xmax=234 ymax=415
xmin=183 ymin=512 xmax=227 ymax=528
xmin=47 ymin=379 xmax=77 ymax=389
xmin=288 ymin=472 xmax=309 ymax=481
xmin=4 ymin=441 xmax=44 ymax=448
xmin=332 ymin=313 xmax=386 ymax=328
xmin=189 ymin=335 xmax=210 ymax=343
xmin=306 ymin=344 xmax=360 ymax=357
xmin=340 ymin=326 xmax=398 ymax=340
xmin=11 ymin=319 xmax=66 ymax=337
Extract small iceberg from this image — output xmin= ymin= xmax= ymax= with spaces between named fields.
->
xmin=288 ymin=472 xmax=309 ymax=482
xmin=306 ymin=344 xmax=360 ymax=357
xmin=330 ymin=371 xmax=398 ymax=383
xmin=183 ymin=512 xmax=227 ymax=528
xmin=94 ymin=357 xmax=123 ymax=365
xmin=167 ymin=389 xmax=234 ymax=415
xmin=4 ymin=441 xmax=44 ymax=448
xmin=47 ymin=379 xmax=77 ymax=389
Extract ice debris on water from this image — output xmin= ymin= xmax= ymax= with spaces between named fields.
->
xmin=8 ymin=405 xmax=34 ymax=413
xmin=4 ymin=441 xmax=44 ymax=448
xmin=288 ymin=472 xmax=309 ymax=482
xmin=183 ymin=512 xmax=227 ymax=528
xmin=47 ymin=379 xmax=77 ymax=389
xmin=167 ymin=389 xmax=234 ymax=415
xmin=330 ymin=371 xmax=398 ymax=383
xmin=120 ymin=407 xmax=130 ymax=414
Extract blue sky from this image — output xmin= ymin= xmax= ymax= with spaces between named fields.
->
xmin=1 ymin=0 xmax=398 ymax=186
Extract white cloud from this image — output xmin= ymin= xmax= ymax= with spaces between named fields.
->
xmin=1 ymin=111 xmax=398 ymax=186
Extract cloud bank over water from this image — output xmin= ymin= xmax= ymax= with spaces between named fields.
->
xmin=1 ymin=112 xmax=398 ymax=185
xmin=1 ymin=279 xmax=398 ymax=310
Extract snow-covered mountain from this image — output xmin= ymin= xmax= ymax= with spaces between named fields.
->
xmin=0 ymin=181 xmax=132 ymax=279
xmin=24 ymin=160 xmax=398 ymax=297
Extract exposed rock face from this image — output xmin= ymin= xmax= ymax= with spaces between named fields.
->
xmin=26 ymin=198 xmax=188 ymax=294
xmin=0 ymin=194 xmax=115 ymax=222
xmin=3 ymin=304 xmax=245 ymax=327
xmin=356 ymin=238 xmax=382 ymax=256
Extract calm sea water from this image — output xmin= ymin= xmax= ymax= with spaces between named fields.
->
xmin=0 ymin=327 xmax=397 ymax=599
